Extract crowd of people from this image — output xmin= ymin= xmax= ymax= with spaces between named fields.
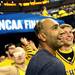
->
xmin=0 ymin=18 xmax=75 ymax=75
xmin=0 ymin=37 xmax=38 ymax=75
xmin=40 ymin=4 xmax=75 ymax=19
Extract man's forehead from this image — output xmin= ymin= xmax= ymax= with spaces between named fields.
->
xmin=42 ymin=18 xmax=59 ymax=26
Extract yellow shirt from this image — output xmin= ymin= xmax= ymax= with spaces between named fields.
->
xmin=18 ymin=69 xmax=25 ymax=75
xmin=14 ymin=63 xmax=27 ymax=75
xmin=17 ymin=66 xmax=27 ymax=75
xmin=56 ymin=46 xmax=75 ymax=75
xmin=58 ymin=9 xmax=68 ymax=17
xmin=0 ymin=58 xmax=14 ymax=66
xmin=42 ymin=9 xmax=49 ymax=16
xmin=25 ymin=45 xmax=37 ymax=65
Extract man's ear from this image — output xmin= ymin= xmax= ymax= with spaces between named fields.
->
xmin=38 ymin=33 xmax=46 ymax=41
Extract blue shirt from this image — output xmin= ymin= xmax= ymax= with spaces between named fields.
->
xmin=26 ymin=49 xmax=66 ymax=75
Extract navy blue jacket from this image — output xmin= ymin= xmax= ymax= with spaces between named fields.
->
xmin=26 ymin=49 xmax=66 ymax=75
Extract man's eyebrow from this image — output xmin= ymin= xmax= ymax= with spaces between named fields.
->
xmin=54 ymin=24 xmax=59 ymax=26
xmin=50 ymin=24 xmax=59 ymax=27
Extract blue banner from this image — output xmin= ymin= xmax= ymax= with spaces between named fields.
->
xmin=0 ymin=13 xmax=64 ymax=34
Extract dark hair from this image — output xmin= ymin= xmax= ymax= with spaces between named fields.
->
xmin=34 ymin=18 xmax=48 ymax=36
xmin=34 ymin=22 xmax=43 ymax=35
xmin=5 ymin=43 xmax=16 ymax=51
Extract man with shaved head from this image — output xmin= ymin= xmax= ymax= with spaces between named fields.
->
xmin=26 ymin=18 xmax=66 ymax=75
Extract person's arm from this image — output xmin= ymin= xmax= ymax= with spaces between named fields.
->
xmin=0 ymin=66 xmax=17 ymax=75
xmin=20 ymin=37 xmax=37 ymax=56
xmin=20 ymin=37 xmax=29 ymax=47
xmin=0 ymin=66 xmax=11 ymax=75
xmin=29 ymin=40 xmax=38 ymax=51
xmin=0 ymin=66 xmax=10 ymax=72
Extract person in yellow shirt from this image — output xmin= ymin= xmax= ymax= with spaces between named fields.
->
xmin=58 ymin=7 xmax=68 ymax=17
xmin=56 ymin=24 xmax=75 ymax=75
xmin=41 ymin=6 xmax=50 ymax=17
xmin=0 ymin=47 xmax=27 ymax=75
xmin=0 ymin=43 xmax=16 ymax=66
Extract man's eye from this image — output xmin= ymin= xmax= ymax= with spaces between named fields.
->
xmin=70 ymin=31 xmax=73 ymax=33
xmin=52 ymin=26 xmax=58 ymax=29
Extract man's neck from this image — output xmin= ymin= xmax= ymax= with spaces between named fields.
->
xmin=60 ymin=45 xmax=71 ymax=51
xmin=41 ymin=44 xmax=56 ymax=56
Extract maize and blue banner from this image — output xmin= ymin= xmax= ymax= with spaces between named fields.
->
xmin=0 ymin=13 xmax=64 ymax=34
